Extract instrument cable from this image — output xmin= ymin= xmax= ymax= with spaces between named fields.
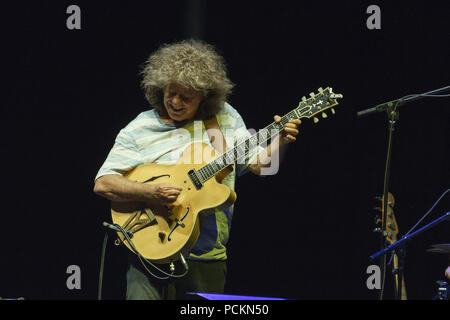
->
xmin=97 ymin=223 xmax=189 ymax=300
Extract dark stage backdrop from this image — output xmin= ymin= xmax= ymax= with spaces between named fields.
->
xmin=1 ymin=1 xmax=448 ymax=300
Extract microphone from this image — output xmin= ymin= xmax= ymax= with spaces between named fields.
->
xmin=102 ymin=221 xmax=121 ymax=232
xmin=102 ymin=221 xmax=133 ymax=237
xmin=357 ymin=100 xmax=401 ymax=118
xmin=180 ymin=253 xmax=189 ymax=272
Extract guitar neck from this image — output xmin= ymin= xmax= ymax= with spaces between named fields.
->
xmin=195 ymin=87 xmax=342 ymax=183
xmin=196 ymin=108 xmax=299 ymax=182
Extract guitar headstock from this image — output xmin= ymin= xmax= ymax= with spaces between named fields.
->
xmin=295 ymin=87 xmax=343 ymax=123
xmin=374 ymin=192 xmax=399 ymax=244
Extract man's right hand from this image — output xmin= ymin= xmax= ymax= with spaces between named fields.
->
xmin=94 ymin=174 xmax=182 ymax=205
xmin=145 ymin=183 xmax=182 ymax=205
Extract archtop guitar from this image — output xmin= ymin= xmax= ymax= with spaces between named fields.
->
xmin=110 ymin=87 xmax=343 ymax=264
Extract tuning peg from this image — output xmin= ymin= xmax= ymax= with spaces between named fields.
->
xmin=313 ymin=117 xmax=319 ymax=123
xmin=318 ymin=87 xmax=323 ymax=93
xmin=373 ymin=228 xmax=388 ymax=237
xmin=309 ymin=92 xmax=315 ymax=98
xmin=374 ymin=215 xmax=381 ymax=225
xmin=321 ymin=112 xmax=327 ymax=118
xmin=331 ymin=108 xmax=335 ymax=115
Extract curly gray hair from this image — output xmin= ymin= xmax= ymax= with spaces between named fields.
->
xmin=140 ymin=40 xmax=234 ymax=120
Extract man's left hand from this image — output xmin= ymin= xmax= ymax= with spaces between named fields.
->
xmin=274 ymin=115 xmax=301 ymax=145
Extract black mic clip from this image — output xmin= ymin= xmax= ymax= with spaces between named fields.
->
xmin=102 ymin=221 xmax=133 ymax=237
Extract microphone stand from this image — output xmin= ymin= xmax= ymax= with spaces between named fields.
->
xmin=357 ymin=85 xmax=450 ymax=118
xmin=380 ymin=101 xmax=398 ymax=300
xmin=357 ymin=85 xmax=450 ymax=300
xmin=370 ymin=212 xmax=450 ymax=299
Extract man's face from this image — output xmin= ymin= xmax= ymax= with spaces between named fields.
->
xmin=163 ymin=83 xmax=204 ymax=122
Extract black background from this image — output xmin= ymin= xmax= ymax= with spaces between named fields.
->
xmin=1 ymin=0 xmax=449 ymax=300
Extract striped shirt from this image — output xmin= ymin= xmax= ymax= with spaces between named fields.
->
xmin=95 ymin=103 xmax=263 ymax=261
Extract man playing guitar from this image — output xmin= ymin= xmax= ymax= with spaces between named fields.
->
xmin=94 ymin=40 xmax=300 ymax=299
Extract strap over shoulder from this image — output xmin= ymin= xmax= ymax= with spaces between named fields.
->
xmin=203 ymin=116 xmax=228 ymax=154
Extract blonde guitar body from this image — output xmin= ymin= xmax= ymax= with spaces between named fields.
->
xmin=111 ymin=142 xmax=236 ymax=264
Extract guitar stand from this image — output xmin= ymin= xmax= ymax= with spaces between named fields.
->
xmin=390 ymin=245 xmax=406 ymax=300
xmin=371 ymin=211 xmax=450 ymax=299
xmin=378 ymin=102 xmax=399 ymax=299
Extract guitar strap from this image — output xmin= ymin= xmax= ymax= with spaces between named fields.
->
xmin=203 ymin=115 xmax=228 ymax=154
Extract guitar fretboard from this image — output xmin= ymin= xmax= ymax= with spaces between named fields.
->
xmin=194 ymin=87 xmax=339 ymax=183
xmin=196 ymin=107 xmax=307 ymax=182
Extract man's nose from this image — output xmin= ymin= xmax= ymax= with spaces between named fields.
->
xmin=172 ymin=95 xmax=182 ymax=106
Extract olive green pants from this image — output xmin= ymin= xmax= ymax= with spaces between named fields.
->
xmin=126 ymin=258 xmax=227 ymax=300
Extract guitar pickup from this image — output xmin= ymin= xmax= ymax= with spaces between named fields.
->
xmin=188 ymin=169 xmax=203 ymax=190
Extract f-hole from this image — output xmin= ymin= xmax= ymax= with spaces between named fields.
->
xmin=167 ymin=207 xmax=190 ymax=241
xmin=142 ymin=174 xmax=170 ymax=183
